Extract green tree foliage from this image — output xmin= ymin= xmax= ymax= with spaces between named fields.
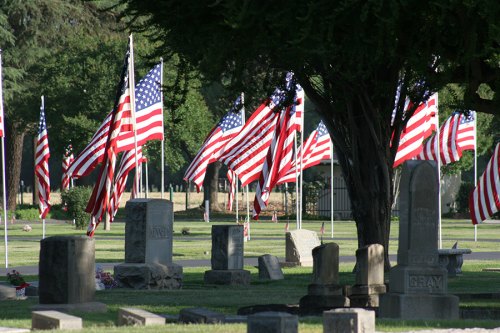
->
xmin=120 ymin=0 xmax=500 ymax=266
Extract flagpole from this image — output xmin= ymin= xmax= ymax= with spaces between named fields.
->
xmin=294 ymin=135 xmax=299 ymax=229
xmin=473 ymin=112 xmax=478 ymax=242
xmin=330 ymin=141 xmax=334 ymax=239
xmin=41 ymin=96 xmax=46 ymax=240
xmin=0 ymin=50 xmax=8 ymax=267
xmin=235 ymin=176 xmax=239 ymax=222
xmin=299 ymin=109 xmax=304 ymax=229
xmin=436 ymin=94 xmax=442 ymax=249
xmin=241 ymin=92 xmax=250 ymax=227
xmin=128 ymin=34 xmax=139 ymax=198
xmin=145 ymin=160 xmax=149 ymax=199
xmin=160 ymin=57 xmax=165 ymax=200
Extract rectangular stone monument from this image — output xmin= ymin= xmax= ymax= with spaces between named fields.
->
xmin=178 ymin=307 xmax=225 ymax=324
xmin=323 ymin=308 xmax=375 ymax=333
xmin=379 ymin=161 xmax=459 ymax=320
xmin=118 ymin=308 xmax=166 ymax=326
xmin=285 ymin=229 xmax=321 ymax=267
xmin=258 ymin=254 xmax=284 ymax=280
xmin=204 ymin=225 xmax=250 ymax=285
xmin=32 ymin=311 xmax=82 ymax=330
xmin=299 ymin=243 xmax=349 ymax=315
xmin=347 ymin=244 xmax=386 ymax=307
xmin=247 ymin=312 xmax=298 ymax=333
xmin=38 ymin=236 xmax=95 ymax=304
xmin=114 ymin=199 xmax=183 ymax=290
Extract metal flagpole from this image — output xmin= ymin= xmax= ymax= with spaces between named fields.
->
xmin=41 ymin=96 xmax=46 ymax=240
xmin=330 ymin=141 xmax=334 ymax=239
xmin=294 ymin=135 xmax=299 ymax=229
xmin=436 ymin=94 xmax=442 ymax=249
xmin=160 ymin=58 xmax=165 ymax=199
xmin=299 ymin=107 xmax=304 ymax=230
xmin=145 ymin=160 xmax=149 ymax=199
xmin=473 ymin=112 xmax=478 ymax=241
xmin=0 ymin=50 xmax=8 ymax=267
xmin=235 ymin=176 xmax=239 ymax=222
xmin=128 ymin=34 xmax=139 ymax=199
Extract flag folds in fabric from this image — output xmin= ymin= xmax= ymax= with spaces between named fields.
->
xmin=61 ymin=144 xmax=74 ymax=191
xmin=278 ymin=121 xmax=332 ymax=184
xmin=184 ymin=96 xmax=243 ymax=191
xmin=393 ymin=93 xmax=438 ymax=167
xmin=35 ymin=99 xmax=51 ymax=219
xmin=457 ymin=111 xmax=476 ymax=152
xmin=227 ymin=170 xmax=237 ymax=211
xmin=86 ymin=42 xmax=132 ymax=237
xmin=416 ymin=113 xmax=461 ymax=165
xmin=108 ymin=147 xmax=146 ymax=221
xmin=66 ymin=63 xmax=163 ymax=179
xmin=469 ymin=143 xmax=500 ymax=225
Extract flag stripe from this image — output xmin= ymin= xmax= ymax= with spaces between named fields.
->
xmin=35 ymin=100 xmax=51 ymax=219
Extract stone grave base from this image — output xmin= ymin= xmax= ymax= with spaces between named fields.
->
xmin=299 ymin=295 xmax=349 ymax=315
xmin=346 ymin=284 xmax=387 ymax=307
xmin=379 ymin=293 xmax=459 ymax=320
xmin=114 ymin=263 xmax=183 ymax=290
xmin=204 ymin=270 xmax=250 ymax=285
xmin=32 ymin=301 xmax=107 ymax=313
xmin=349 ymin=294 xmax=381 ymax=308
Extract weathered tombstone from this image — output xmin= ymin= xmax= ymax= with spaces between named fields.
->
xmin=247 ymin=312 xmax=298 ymax=333
xmin=284 ymin=229 xmax=320 ymax=267
xmin=34 ymin=236 xmax=106 ymax=312
xmin=299 ymin=242 xmax=349 ymax=315
xmin=178 ymin=307 xmax=225 ymax=324
xmin=204 ymin=225 xmax=250 ymax=285
xmin=118 ymin=308 xmax=166 ymax=326
xmin=379 ymin=161 xmax=459 ymax=320
xmin=258 ymin=254 xmax=284 ymax=280
xmin=347 ymin=244 xmax=386 ymax=307
xmin=323 ymin=308 xmax=375 ymax=333
xmin=114 ymin=199 xmax=183 ymax=289
xmin=32 ymin=310 xmax=82 ymax=330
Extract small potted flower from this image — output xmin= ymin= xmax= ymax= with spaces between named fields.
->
xmin=6 ymin=270 xmax=30 ymax=298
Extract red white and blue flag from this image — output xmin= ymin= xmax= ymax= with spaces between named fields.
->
xmin=184 ymin=96 xmax=244 ymax=191
xmin=278 ymin=121 xmax=332 ymax=184
xmin=457 ymin=111 xmax=476 ymax=152
xmin=61 ymin=144 xmax=74 ymax=191
xmin=227 ymin=170 xmax=237 ymax=211
xmin=66 ymin=63 xmax=163 ymax=179
xmin=416 ymin=113 xmax=461 ymax=165
xmin=86 ymin=41 xmax=133 ymax=236
xmin=469 ymin=143 xmax=500 ymax=225
xmin=35 ymin=98 xmax=51 ymax=219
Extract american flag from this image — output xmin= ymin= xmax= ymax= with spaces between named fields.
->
xmin=35 ymin=97 xmax=51 ymax=219
xmin=61 ymin=144 xmax=74 ymax=191
xmin=278 ymin=121 xmax=332 ymax=184
xmin=272 ymin=210 xmax=278 ymax=222
xmin=320 ymin=221 xmax=325 ymax=235
xmin=457 ymin=111 xmax=476 ymax=152
xmin=66 ymin=63 xmax=163 ymax=179
xmin=184 ymin=96 xmax=243 ymax=191
xmin=219 ymin=73 xmax=298 ymax=187
xmin=253 ymin=103 xmax=296 ymax=219
xmin=393 ymin=93 xmax=438 ymax=167
xmin=416 ymin=113 xmax=461 ymax=165
xmin=86 ymin=41 xmax=132 ymax=236
xmin=285 ymin=221 xmax=289 ymax=232
xmin=108 ymin=146 xmax=146 ymax=221
xmin=469 ymin=143 xmax=500 ymax=225
xmin=227 ymin=170 xmax=237 ymax=211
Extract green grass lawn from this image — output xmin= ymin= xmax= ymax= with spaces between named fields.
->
xmin=0 ymin=217 xmax=499 ymax=332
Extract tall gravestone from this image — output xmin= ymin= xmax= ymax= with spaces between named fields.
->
xmin=114 ymin=199 xmax=183 ymax=289
xmin=379 ymin=161 xmax=459 ymax=319
xmin=204 ymin=225 xmax=250 ymax=285
xmin=284 ymin=229 xmax=321 ymax=267
xmin=299 ymin=243 xmax=349 ymax=315
xmin=35 ymin=236 xmax=106 ymax=312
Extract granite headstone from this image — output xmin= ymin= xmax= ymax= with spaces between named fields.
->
xmin=258 ymin=254 xmax=284 ymax=280
xmin=285 ymin=229 xmax=321 ymax=267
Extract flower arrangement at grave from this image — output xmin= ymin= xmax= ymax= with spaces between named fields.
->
xmin=6 ymin=270 xmax=30 ymax=290
xmin=95 ymin=266 xmax=118 ymax=289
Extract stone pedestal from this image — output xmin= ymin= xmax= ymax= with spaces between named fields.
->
xmin=347 ymin=244 xmax=386 ymax=308
xmin=38 ymin=236 xmax=101 ymax=308
xmin=204 ymin=225 xmax=250 ymax=285
xmin=323 ymin=308 xmax=375 ymax=333
xmin=284 ymin=229 xmax=320 ymax=267
xmin=247 ymin=312 xmax=298 ymax=333
xmin=299 ymin=243 xmax=349 ymax=315
xmin=379 ymin=161 xmax=459 ymax=320
xmin=114 ymin=199 xmax=182 ymax=290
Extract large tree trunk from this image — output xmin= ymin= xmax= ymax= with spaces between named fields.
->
xmin=203 ymin=162 xmax=222 ymax=211
xmin=5 ymin=122 xmax=26 ymax=211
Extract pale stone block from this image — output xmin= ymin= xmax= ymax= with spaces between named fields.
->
xmin=118 ymin=307 xmax=165 ymax=326
xmin=31 ymin=310 xmax=82 ymax=330
xmin=323 ymin=308 xmax=375 ymax=333
xmin=285 ymin=229 xmax=320 ymax=266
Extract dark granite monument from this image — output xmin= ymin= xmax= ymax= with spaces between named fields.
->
xmin=114 ymin=199 xmax=183 ymax=289
xmin=379 ymin=161 xmax=459 ymax=320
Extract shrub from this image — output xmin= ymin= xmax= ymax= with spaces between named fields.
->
xmin=61 ymin=187 xmax=92 ymax=230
